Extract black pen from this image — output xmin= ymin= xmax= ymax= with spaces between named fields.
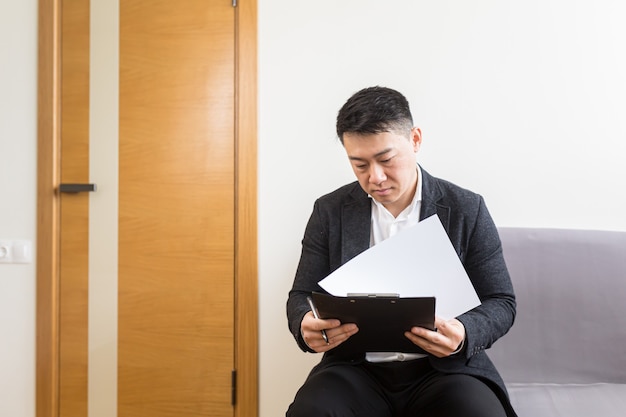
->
xmin=306 ymin=296 xmax=329 ymax=343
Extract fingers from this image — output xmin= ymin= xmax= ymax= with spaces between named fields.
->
xmin=404 ymin=317 xmax=465 ymax=358
xmin=301 ymin=312 xmax=358 ymax=353
xmin=304 ymin=323 xmax=359 ymax=352
xmin=303 ymin=312 xmax=340 ymax=332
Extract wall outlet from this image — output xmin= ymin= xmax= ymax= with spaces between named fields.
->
xmin=0 ymin=240 xmax=32 ymax=264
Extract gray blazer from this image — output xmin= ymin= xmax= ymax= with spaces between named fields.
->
xmin=287 ymin=167 xmax=517 ymax=416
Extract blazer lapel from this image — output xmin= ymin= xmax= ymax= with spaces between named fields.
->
xmin=341 ymin=186 xmax=371 ymax=264
xmin=419 ymin=167 xmax=451 ymax=230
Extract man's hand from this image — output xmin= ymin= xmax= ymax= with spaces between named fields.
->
xmin=301 ymin=312 xmax=359 ymax=353
xmin=404 ymin=316 xmax=466 ymax=358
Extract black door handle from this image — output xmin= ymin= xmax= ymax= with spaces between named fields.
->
xmin=59 ymin=183 xmax=97 ymax=193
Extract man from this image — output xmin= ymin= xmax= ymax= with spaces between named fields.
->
xmin=286 ymin=86 xmax=517 ymax=417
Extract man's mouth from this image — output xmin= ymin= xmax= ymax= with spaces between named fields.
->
xmin=373 ymin=188 xmax=392 ymax=196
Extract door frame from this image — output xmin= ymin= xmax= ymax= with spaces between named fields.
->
xmin=35 ymin=1 xmax=258 ymax=416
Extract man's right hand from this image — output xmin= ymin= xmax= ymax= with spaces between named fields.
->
xmin=301 ymin=311 xmax=359 ymax=353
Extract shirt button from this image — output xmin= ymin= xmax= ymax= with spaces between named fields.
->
xmin=397 ymin=353 xmax=405 ymax=361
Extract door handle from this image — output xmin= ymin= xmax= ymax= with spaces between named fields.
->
xmin=59 ymin=183 xmax=97 ymax=193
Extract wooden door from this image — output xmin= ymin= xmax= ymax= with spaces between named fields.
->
xmin=118 ymin=1 xmax=235 ymax=415
xmin=36 ymin=0 xmax=257 ymax=416
xmin=58 ymin=2 xmax=90 ymax=416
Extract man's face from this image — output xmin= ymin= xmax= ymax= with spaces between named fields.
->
xmin=343 ymin=128 xmax=422 ymax=217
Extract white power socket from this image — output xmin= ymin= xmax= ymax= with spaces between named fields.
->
xmin=0 ymin=240 xmax=32 ymax=264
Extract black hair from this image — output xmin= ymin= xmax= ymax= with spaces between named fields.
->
xmin=336 ymin=86 xmax=414 ymax=143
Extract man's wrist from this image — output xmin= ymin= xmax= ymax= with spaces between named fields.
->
xmin=450 ymin=337 xmax=465 ymax=355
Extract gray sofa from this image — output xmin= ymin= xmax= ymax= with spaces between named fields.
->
xmin=488 ymin=227 xmax=626 ymax=416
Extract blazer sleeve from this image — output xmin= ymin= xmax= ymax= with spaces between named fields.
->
xmin=286 ymin=199 xmax=332 ymax=352
xmin=455 ymin=196 xmax=517 ymax=360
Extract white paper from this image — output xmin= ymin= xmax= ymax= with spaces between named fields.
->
xmin=318 ymin=215 xmax=480 ymax=319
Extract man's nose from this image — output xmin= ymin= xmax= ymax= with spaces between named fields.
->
xmin=369 ymin=164 xmax=386 ymax=184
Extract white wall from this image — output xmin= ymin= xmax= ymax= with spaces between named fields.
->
xmin=3 ymin=0 xmax=626 ymax=416
xmin=0 ymin=1 xmax=37 ymax=416
xmin=258 ymin=0 xmax=626 ymax=416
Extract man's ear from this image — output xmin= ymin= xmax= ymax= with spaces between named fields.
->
xmin=411 ymin=127 xmax=423 ymax=151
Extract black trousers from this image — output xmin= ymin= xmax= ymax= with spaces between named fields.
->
xmin=286 ymin=358 xmax=507 ymax=417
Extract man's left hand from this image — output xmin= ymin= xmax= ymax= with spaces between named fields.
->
xmin=404 ymin=316 xmax=465 ymax=358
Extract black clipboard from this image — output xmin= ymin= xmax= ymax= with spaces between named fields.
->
xmin=311 ymin=292 xmax=436 ymax=355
